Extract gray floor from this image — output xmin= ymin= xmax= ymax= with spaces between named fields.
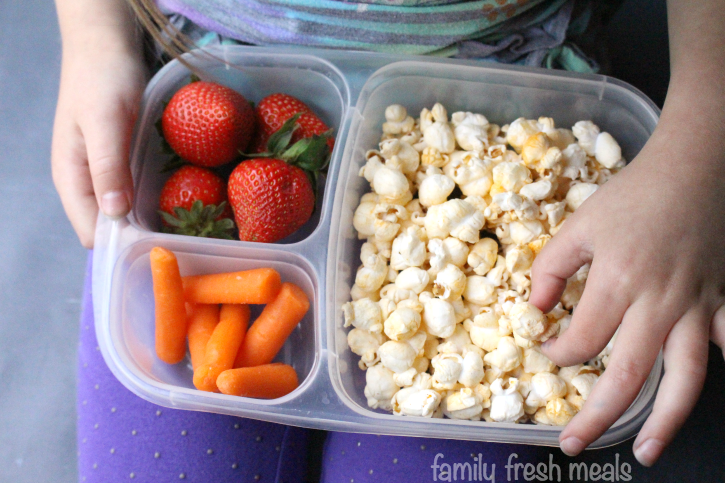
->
xmin=0 ymin=1 xmax=87 ymax=482
xmin=1 ymin=1 xmax=724 ymax=482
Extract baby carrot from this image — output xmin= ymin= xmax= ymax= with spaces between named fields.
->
xmin=187 ymin=304 xmax=220 ymax=371
xmin=193 ymin=304 xmax=250 ymax=392
xmin=150 ymin=247 xmax=187 ymax=364
xmin=182 ymin=268 xmax=282 ymax=305
xmin=234 ymin=282 xmax=309 ymax=368
xmin=217 ymin=364 xmax=299 ymax=399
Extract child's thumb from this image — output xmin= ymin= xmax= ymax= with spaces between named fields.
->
xmin=84 ymin=106 xmax=136 ymax=219
xmin=529 ymin=217 xmax=592 ymax=313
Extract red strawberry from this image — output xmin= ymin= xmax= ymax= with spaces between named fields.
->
xmin=158 ymin=165 xmax=235 ymax=239
xmin=228 ymin=159 xmax=315 ymax=243
xmin=251 ymin=93 xmax=334 ymax=153
xmin=161 ymin=81 xmax=255 ymax=167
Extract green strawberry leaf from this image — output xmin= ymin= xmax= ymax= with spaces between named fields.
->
xmin=190 ymin=73 xmax=201 ymax=83
xmin=157 ymin=200 xmax=235 ymax=239
xmin=282 ymin=130 xmax=331 ymax=172
xmin=266 ymin=113 xmax=302 ymax=155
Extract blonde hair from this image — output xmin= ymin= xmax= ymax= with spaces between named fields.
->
xmin=126 ymin=0 xmax=194 ymax=60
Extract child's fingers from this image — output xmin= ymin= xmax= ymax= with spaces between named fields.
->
xmin=529 ymin=218 xmax=593 ymax=313
xmin=541 ymin=263 xmax=628 ymax=367
xmin=556 ymin=300 xmax=669 ymax=456
xmin=83 ymin=103 xmax=136 ymax=219
xmin=632 ymin=309 xmax=709 ymax=467
xmin=710 ymin=305 xmax=725 ymax=354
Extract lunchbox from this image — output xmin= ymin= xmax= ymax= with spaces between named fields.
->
xmin=92 ymin=44 xmax=662 ymax=447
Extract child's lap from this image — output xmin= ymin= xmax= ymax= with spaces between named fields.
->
xmin=78 ymin=254 xmax=546 ymax=482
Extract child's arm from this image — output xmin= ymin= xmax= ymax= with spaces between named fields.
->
xmin=52 ymin=0 xmax=147 ymax=247
xmin=530 ymin=0 xmax=725 ymax=466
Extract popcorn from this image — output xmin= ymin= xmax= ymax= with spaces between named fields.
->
xmin=421 ymin=296 xmax=457 ymax=338
xmin=433 ymin=264 xmax=467 ymax=302
xmin=443 ymin=387 xmax=485 ymax=420
xmin=390 ymin=226 xmax=427 ymax=270
xmin=594 ymin=132 xmax=623 ymax=169
xmin=492 ymin=161 xmax=531 ymax=193
xmin=509 ymin=220 xmax=544 ymax=246
xmin=565 ymin=182 xmax=598 ymax=211
xmin=342 ymin=297 xmax=383 ymax=333
xmin=379 ymin=340 xmax=418 ymax=373
xmin=428 ymin=237 xmax=469 ymax=274
xmin=395 ymin=267 xmax=430 ymax=294
xmin=519 ymin=179 xmax=555 ymax=201
xmin=506 ymin=118 xmax=544 ymax=153
xmin=373 ymin=166 xmax=412 ymax=205
xmin=560 ymin=143 xmax=588 ymax=180
xmin=484 ymin=336 xmax=522 ymax=372
xmin=489 ymin=378 xmax=525 ymax=422
xmin=382 ymin=104 xmax=415 ymax=135
xmin=384 ymin=307 xmax=422 ymax=341
xmin=509 ymin=302 xmax=551 ymax=341
xmin=347 ymin=328 xmax=386 ymax=369
xmin=571 ymin=373 xmax=599 ymax=400
xmin=355 ymin=251 xmax=387 ymax=293
xmin=431 ymin=352 xmax=464 ymax=390
xmin=465 ymin=309 xmax=501 ymax=352
xmin=353 ymin=201 xmax=378 ymax=238
xmin=451 ymin=111 xmax=489 ymax=152
xmin=458 ymin=351 xmax=486 ymax=387
xmin=422 ymin=103 xmax=456 ymax=154
xmin=425 ymin=199 xmax=485 ymax=244
xmin=418 ymin=173 xmax=456 ymax=207
xmin=545 ymin=398 xmax=576 ymax=426
xmin=463 ymin=275 xmax=497 ymax=306
xmin=347 ymin=102 xmax=625 ymax=426
xmin=380 ymin=139 xmax=420 ymax=175
xmin=572 ymin=120 xmax=600 ymax=156
xmin=525 ymin=372 xmax=567 ymax=412
xmin=444 ymin=152 xmax=493 ymax=197
xmin=522 ymin=346 xmax=556 ymax=374
xmin=421 ymin=146 xmax=449 ymax=168
xmin=364 ymin=364 xmax=399 ymax=411
xmin=394 ymin=388 xmax=442 ymax=417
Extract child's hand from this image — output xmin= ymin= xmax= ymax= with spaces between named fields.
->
xmin=51 ymin=47 xmax=146 ymax=247
xmin=529 ymin=109 xmax=725 ymax=465
xmin=52 ymin=0 xmax=146 ymax=248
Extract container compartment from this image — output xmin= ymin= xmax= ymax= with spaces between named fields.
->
xmin=129 ymin=48 xmax=350 ymax=244
xmin=327 ymin=61 xmax=661 ymax=445
xmin=107 ymin=236 xmax=319 ymax=406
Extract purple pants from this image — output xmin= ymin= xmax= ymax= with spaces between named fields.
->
xmin=78 ymin=254 xmax=549 ymax=482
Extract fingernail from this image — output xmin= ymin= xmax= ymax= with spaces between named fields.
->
xmin=101 ymin=191 xmax=131 ymax=218
xmin=633 ymin=439 xmax=663 ymax=467
xmin=560 ymin=437 xmax=584 ymax=456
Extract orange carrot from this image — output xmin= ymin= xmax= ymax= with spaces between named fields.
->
xmin=187 ymin=304 xmax=220 ymax=370
xmin=193 ymin=304 xmax=250 ymax=392
xmin=217 ymin=364 xmax=299 ymax=399
xmin=234 ymin=282 xmax=309 ymax=368
xmin=150 ymin=247 xmax=187 ymax=364
xmin=183 ymin=268 xmax=282 ymax=305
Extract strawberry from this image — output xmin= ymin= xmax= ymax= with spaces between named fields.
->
xmin=161 ymin=80 xmax=255 ymax=167
xmin=228 ymin=159 xmax=315 ymax=243
xmin=250 ymin=93 xmax=334 ymax=153
xmin=158 ymin=165 xmax=235 ymax=239
xmin=229 ymin=114 xmax=332 ymax=243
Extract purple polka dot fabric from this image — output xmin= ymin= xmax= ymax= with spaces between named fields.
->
xmin=78 ymin=253 xmax=545 ymax=482
xmin=77 ymin=255 xmax=310 ymax=482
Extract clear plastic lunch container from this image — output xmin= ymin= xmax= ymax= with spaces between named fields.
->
xmin=93 ymin=45 xmax=662 ymax=447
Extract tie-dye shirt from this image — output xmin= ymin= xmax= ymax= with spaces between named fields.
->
xmin=157 ymin=0 xmax=572 ymax=56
